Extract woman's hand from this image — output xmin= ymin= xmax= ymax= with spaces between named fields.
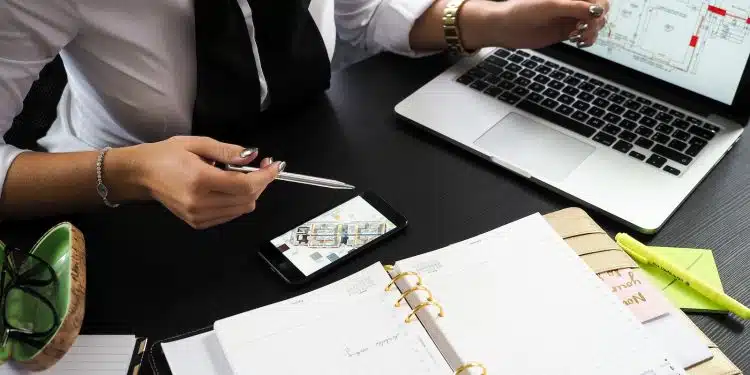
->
xmin=122 ymin=136 xmax=283 ymax=229
xmin=474 ymin=0 xmax=610 ymax=50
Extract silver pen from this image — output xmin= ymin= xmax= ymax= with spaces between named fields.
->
xmin=223 ymin=164 xmax=355 ymax=190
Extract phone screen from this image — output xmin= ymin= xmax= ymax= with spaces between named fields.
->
xmin=269 ymin=195 xmax=398 ymax=277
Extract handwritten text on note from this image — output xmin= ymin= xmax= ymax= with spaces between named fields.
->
xmin=598 ymin=268 xmax=670 ymax=323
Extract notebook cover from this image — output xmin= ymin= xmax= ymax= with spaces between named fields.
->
xmin=543 ymin=207 xmax=743 ymax=375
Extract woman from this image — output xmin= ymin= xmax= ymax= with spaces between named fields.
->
xmin=0 ymin=0 xmax=608 ymax=229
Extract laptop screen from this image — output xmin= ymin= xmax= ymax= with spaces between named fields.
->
xmin=570 ymin=1 xmax=750 ymax=105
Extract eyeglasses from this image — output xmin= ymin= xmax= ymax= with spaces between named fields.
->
xmin=0 ymin=246 xmax=60 ymax=349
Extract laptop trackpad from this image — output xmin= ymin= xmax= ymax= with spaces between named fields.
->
xmin=474 ymin=112 xmax=595 ymax=182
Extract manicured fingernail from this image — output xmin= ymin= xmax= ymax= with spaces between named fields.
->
xmin=577 ymin=40 xmax=590 ymax=48
xmin=589 ymin=5 xmax=604 ymax=17
xmin=240 ymin=148 xmax=258 ymax=158
xmin=577 ymin=22 xmax=589 ymax=31
xmin=277 ymin=161 xmax=287 ymax=172
xmin=569 ymin=34 xmax=583 ymax=43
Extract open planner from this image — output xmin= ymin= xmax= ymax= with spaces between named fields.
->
xmin=153 ymin=212 xmax=706 ymax=375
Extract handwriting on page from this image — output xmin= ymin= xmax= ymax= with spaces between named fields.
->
xmin=598 ymin=268 xmax=670 ymax=323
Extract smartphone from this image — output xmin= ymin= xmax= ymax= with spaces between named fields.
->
xmin=258 ymin=191 xmax=408 ymax=284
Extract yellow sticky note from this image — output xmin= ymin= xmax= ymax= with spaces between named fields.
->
xmin=637 ymin=246 xmax=727 ymax=313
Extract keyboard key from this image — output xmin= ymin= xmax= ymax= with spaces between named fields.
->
xmin=668 ymin=139 xmax=688 ymax=151
xmin=589 ymin=78 xmax=604 ymax=86
xmin=672 ymin=119 xmax=690 ymax=129
xmin=483 ymin=86 xmax=503 ymax=97
xmin=559 ymin=67 xmax=574 ymax=75
xmin=556 ymin=104 xmax=574 ymax=116
xmin=577 ymin=92 xmax=595 ymax=102
xmin=501 ymin=71 xmax=517 ymax=81
xmin=685 ymin=144 xmax=705 ymax=157
xmin=635 ymin=126 xmax=654 ymax=137
xmin=603 ymin=124 xmax=621 ymax=135
xmin=541 ymin=98 xmax=558 ymax=109
xmin=484 ymin=75 xmax=502 ymax=85
xmin=636 ymin=97 xmax=652 ymax=105
xmin=673 ymin=130 xmax=690 ymax=141
xmin=652 ymin=103 xmax=669 ymax=112
xmin=703 ymin=123 xmax=721 ymax=133
xmin=535 ymin=65 xmax=553 ymax=75
xmin=620 ymin=90 xmax=635 ymax=99
xmin=655 ymin=112 xmax=674 ymax=123
xmin=593 ymin=88 xmax=611 ymax=98
xmin=466 ymin=68 xmax=488 ymax=80
xmin=624 ymin=110 xmax=641 ymax=121
xmin=563 ymin=86 xmax=580 ymax=96
xmin=613 ymin=140 xmax=633 ymax=153
xmin=586 ymin=117 xmax=605 ymax=128
xmin=619 ymin=119 xmax=638 ymax=131
xmin=515 ymin=50 xmax=530 ymax=57
xmin=689 ymin=137 xmax=708 ymax=147
xmin=655 ymin=123 xmax=674 ymax=134
xmin=550 ymin=71 xmax=567 ymax=80
xmin=529 ymin=82 xmax=546 ymax=92
xmin=638 ymin=117 xmax=657 ymax=127
xmin=608 ymin=104 xmax=626 ymax=115
xmin=669 ymin=109 xmax=685 ymax=118
xmin=494 ymin=49 xmax=511 ymax=58
xmin=593 ymin=98 xmax=610 ymax=108
xmin=516 ymin=100 xmax=596 ymax=137
xmin=559 ymin=94 xmax=575 ymax=105
xmin=478 ymin=62 xmax=504 ymax=75
xmin=652 ymin=132 xmax=670 ymax=144
xmin=688 ymin=126 xmax=715 ymax=140
xmin=619 ymin=130 xmax=637 ymax=142
xmin=470 ymin=80 xmax=489 ymax=91
xmin=545 ymin=61 xmax=560 ymax=69
xmin=604 ymin=84 xmax=619 ymax=92
xmin=624 ymin=100 xmax=641 ymax=110
xmin=574 ymin=72 xmax=589 ymax=80
xmin=531 ymin=55 xmax=545 ymax=63
xmin=587 ymin=106 xmax=606 ymax=118
xmin=636 ymin=135 xmax=655 ymax=149
xmin=646 ymin=154 xmax=667 ymax=168
xmin=549 ymin=80 xmax=565 ymax=90
xmin=664 ymin=166 xmax=681 ymax=176
xmin=687 ymin=116 xmax=703 ymax=126
xmin=572 ymin=111 xmax=590 ymax=122
xmin=498 ymin=91 xmax=521 ymax=104
xmin=603 ymin=113 xmax=621 ymax=124
xmin=520 ymin=69 xmax=536 ymax=78
xmin=652 ymin=144 xmax=693 ymax=165
xmin=507 ymin=64 xmax=523 ymax=73
xmin=573 ymin=101 xmax=590 ymax=111
xmin=499 ymin=80 xmax=515 ymax=90
xmin=527 ymin=92 xmax=544 ymax=103
xmin=457 ymin=75 xmax=474 ymax=85
xmin=543 ymin=88 xmax=561 ymax=99
xmin=639 ymin=106 xmax=657 ymax=117
xmin=564 ymin=77 xmax=582 ymax=86
xmin=508 ymin=54 xmax=524 ymax=63
xmin=593 ymin=132 xmax=616 ymax=146
xmin=533 ymin=75 xmax=551 ymax=84
xmin=522 ymin=60 xmax=538 ymax=69
xmin=485 ymin=55 xmax=507 ymax=67
xmin=512 ymin=87 xmax=530 ymax=96
xmin=609 ymin=94 xmax=626 ymax=104
xmin=629 ymin=151 xmax=646 ymax=160
xmin=579 ymin=82 xmax=597 ymax=92
xmin=514 ymin=77 xmax=531 ymax=87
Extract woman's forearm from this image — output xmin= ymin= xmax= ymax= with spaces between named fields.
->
xmin=0 ymin=147 xmax=147 ymax=218
xmin=409 ymin=0 xmax=500 ymax=52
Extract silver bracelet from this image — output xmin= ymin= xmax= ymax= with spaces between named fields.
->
xmin=96 ymin=147 xmax=120 ymax=208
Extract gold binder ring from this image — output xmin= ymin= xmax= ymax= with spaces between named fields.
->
xmin=395 ymin=285 xmax=433 ymax=307
xmin=405 ymin=301 xmax=444 ymax=323
xmin=454 ymin=362 xmax=487 ymax=375
xmin=385 ymin=271 xmax=422 ymax=291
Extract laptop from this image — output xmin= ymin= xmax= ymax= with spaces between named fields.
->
xmin=395 ymin=3 xmax=750 ymax=233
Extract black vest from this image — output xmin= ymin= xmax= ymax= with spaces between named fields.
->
xmin=192 ymin=0 xmax=331 ymax=142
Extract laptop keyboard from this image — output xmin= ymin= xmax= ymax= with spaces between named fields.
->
xmin=456 ymin=48 xmax=722 ymax=177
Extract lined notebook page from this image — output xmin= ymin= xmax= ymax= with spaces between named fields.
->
xmin=392 ymin=213 xmax=685 ymax=375
xmin=213 ymin=263 xmax=451 ymax=375
xmin=0 ymin=335 xmax=136 ymax=375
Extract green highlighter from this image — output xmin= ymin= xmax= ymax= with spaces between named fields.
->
xmin=616 ymin=233 xmax=750 ymax=320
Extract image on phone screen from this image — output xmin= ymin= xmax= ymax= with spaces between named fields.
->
xmin=270 ymin=195 xmax=398 ymax=277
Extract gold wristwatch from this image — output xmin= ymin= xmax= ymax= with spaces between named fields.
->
xmin=443 ymin=0 xmax=473 ymax=55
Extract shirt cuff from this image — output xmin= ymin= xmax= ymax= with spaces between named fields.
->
xmin=369 ymin=0 xmax=439 ymax=57
xmin=0 ymin=144 xmax=28 ymax=199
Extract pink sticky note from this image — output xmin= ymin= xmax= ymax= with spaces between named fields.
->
xmin=598 ymin=268 xmax=671 ymax=323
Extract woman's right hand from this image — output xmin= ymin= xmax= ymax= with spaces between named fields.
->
xmin=117 ymin=136 xmax=283 ymax=229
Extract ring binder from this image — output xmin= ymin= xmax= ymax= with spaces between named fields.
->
xmin=395 ymin=285 xmax=433 ymax=307
xmin=454 ymin=362 xmax=487 ymax=375
xmin=385 ymin=271 xmax=422 ymax=291
xmin=405 ymin=300 xmax=445 ymax=323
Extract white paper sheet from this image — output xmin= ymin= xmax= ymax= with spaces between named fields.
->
xmin=162 ymin=332 xmax=233 ymax=375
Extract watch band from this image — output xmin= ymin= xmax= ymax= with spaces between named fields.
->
xmin=96 ymin=147 xmax=120 ymax=208
xmin=443 ymin=0 xmax=473 ymax=55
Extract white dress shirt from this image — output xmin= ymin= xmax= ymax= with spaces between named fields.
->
xmin=0 ymin=0 xmax=434 ymax=196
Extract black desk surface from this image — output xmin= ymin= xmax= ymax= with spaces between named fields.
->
xmin=1 ymin=53 xmax=747 ymax=373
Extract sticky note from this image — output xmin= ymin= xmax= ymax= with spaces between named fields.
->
xmin=637 ymin=247 xmax=727 ymax=313
xmin=598 ymin=268 xmax=671 ymax=322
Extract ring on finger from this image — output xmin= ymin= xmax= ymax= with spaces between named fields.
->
xmin=577 ymin=22 xmax=589 ymax=32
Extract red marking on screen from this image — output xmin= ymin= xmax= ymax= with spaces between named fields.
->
xmin=707 ymin=5 xmax=727 ymax=16
xmin=689 ymin=35 xmax=699 ymax=47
